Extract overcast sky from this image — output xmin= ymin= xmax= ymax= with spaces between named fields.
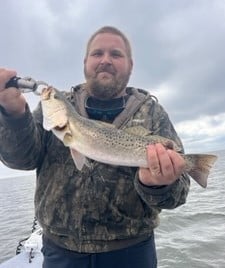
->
xmin=0 ymin=0 xmax=224 ymax=177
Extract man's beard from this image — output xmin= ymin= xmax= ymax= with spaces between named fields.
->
xmin=84 ymin=66 xmax=130 ymax=100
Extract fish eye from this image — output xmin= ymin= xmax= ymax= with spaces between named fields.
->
xmin=54 ymin=125 xmax=67 ymax=131
xmin=54 ymin=94 xmax=59 ymax=99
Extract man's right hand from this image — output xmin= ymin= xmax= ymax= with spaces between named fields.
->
xmin=0 ymin=68 xmax=27 ymax=116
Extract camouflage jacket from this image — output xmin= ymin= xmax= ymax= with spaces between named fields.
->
xmin=0 ymin=85 xmax=190 ymax=253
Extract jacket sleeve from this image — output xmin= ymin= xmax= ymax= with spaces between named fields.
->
xmin=0 ymin=103 xmax=47 ymax=170
xmin=134 ymin=99 xmax=190 ymax=209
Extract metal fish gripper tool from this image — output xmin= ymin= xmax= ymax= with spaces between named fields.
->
xmin=5 ymin=76 xmax=49 ymax=95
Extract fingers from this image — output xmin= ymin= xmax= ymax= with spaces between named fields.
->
xmin=167 ymin=149 xmax=186 ymax=177
xmin=0 ymin=68 xmax=17 ymax=91
xmin=147 ymin=144 xmax=174 ymax=179
xmin=139 ymin=143 xmax=186 ymax=186
xmin=0 ymin=68 xmax=26 ymax=115
xmin=147 ymin=144 xmax=161 ymax=177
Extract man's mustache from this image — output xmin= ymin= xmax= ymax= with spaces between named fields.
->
xmin=96 ymin=65 xmax=116 ymax=75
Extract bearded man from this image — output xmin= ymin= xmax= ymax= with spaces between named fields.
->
xmin=0 ymin=26 xmax=189 ymax=268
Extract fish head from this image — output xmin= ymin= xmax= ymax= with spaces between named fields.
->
xmin=41 ymin=86 xmax=72 ymax=141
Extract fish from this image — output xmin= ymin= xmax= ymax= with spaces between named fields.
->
xmin=41 ymin=86 xmax=218 ymax=188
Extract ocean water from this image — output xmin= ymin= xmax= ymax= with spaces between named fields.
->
xmin=155 ymin=150 xmax=225 ymax=268
xmin=0 ymin=150 xmax=224 ymax=267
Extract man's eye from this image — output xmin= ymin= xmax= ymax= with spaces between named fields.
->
xmin=92 ymin=52 xmax=102 ymax=57
xmin=111 ymin=52 xmax=123 ymax=58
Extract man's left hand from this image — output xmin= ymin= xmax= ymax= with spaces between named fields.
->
xmin=138 ymin=143 xmax=186 ymax=186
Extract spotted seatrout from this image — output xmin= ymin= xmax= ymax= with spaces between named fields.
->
xmin=41 ymin=86 xmax=217 ymax=188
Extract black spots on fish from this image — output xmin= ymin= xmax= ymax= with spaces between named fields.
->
xmin=54 ymin=94 xmax=59 ymax=99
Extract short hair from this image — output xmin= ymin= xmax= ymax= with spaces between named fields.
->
xmin=85 ymin=26 xmax=132 ymax=59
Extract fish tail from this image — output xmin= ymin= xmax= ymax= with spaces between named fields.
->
xmin=183 ymin=154 xmax=217 ymax=188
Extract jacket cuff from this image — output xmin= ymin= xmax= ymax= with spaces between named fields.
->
xmin=134 ymin=172 xmax=174 ymax=196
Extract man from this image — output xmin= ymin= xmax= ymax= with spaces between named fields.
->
xmin=0 ymin=26 xmax=189 ymax=268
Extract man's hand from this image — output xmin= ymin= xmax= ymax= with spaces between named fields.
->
xmin=0 ymin=68 xmax=26 ymax=116
xmin=139 ymin=143 xmax=186 ymax=186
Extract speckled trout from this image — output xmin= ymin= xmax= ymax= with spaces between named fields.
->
xmin=41 ymin=86 xmax=217 ymax=188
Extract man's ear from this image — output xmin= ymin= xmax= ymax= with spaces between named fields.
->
xmin=129 ymin=59 xmax=133 ymax=74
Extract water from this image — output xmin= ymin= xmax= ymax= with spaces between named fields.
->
xmin=0 ymin=175 xmax=36 ymax=263
xmin=155 ymin=150 xmax=225 ymax=268
xmin=0 ymin=150 xmax=224 ymax=267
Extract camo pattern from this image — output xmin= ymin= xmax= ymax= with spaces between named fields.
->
xmin=0 ymin=86 xmax=190 ymax=252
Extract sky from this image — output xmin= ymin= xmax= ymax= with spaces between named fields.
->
xmin=0 ymin=0 xmax=224 ymax=177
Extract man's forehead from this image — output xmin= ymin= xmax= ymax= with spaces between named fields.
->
xmin=89 ymin=33 xmax=126 ymax=51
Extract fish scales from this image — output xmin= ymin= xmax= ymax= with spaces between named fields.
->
xmin=68 ymin=116 xmax=150 ymax=167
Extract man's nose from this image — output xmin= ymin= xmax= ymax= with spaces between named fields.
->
xmin=100 ymin=53 xmax=112 ymax=64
